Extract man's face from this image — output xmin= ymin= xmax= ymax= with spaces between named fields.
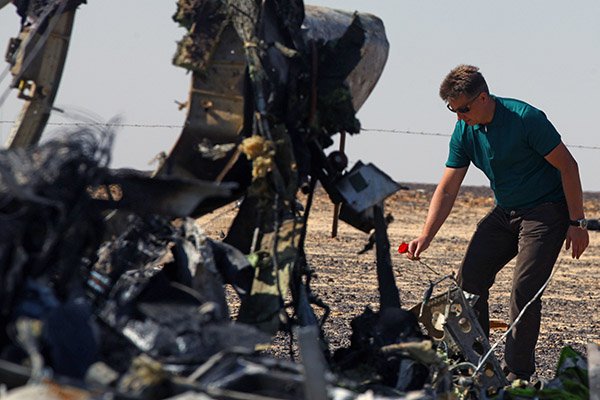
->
xmin=447 ymin=92 xmax=485 ymax=126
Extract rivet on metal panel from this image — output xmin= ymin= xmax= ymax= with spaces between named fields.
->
xmin=200 ymin=99 xmax=213 ymax=109
xmin=450 ymin=303 xmax=462 ymax=316
xmin=484 ymin=364 xmax=495 ymax=378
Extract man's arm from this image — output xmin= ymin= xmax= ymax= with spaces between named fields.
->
xmin=407 ymin=166 xmax=468 ymax=259
xmin=544 ymin=142 xmax=589 ymax=259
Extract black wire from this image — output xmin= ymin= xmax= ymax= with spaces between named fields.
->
xmin=2 ymin=121 xmax=598 ymax=151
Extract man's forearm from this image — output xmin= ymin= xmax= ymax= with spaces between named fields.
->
xmin=421 ymin=185 xmax=458 ymax=240
xmin=561 ymin=160 xmax=585 ymax=220
xmin=544 ymin=143 xmax=585 ymax=220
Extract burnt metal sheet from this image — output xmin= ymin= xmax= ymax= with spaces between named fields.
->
xmin=374 ymin=204 xmax=401 ymax=310
xmin=158 ymin=22 xmax=247 ymax=183
xmin=183 ymin=350 xmax=306 ymax=399
xmin=161 ymin=5 xmax=389 ymax=184
xmin=91 ymin=216 xmax=269 ymax=373
xmin=302 ymin=5 xmax=389 ymax=112
xmin=98 ymin=168 xmax=235 ymax=218
xmin=176 ymin=23 xmax=247 ymax=146
xmin=335 ymin=162 xmax=402 ymax=214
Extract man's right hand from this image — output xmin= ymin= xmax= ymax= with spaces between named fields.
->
xmin=406 ymin=236 xmax=431 ymax=260
xmin=404 ymin=167 xmax=466 ymax=261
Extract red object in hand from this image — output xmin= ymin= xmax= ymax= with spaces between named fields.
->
xmin=398 ymin=242 xmax=409 ymax=254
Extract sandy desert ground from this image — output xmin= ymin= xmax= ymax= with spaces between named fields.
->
xmin=198 ymin=183 xmax=600 ymax=382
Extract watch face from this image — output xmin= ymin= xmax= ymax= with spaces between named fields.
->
xmin=570 ymin=219 xmax=588 ymax=228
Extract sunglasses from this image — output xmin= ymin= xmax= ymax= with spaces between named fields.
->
xmin=447 ymin=93 xmax=481 ymax=113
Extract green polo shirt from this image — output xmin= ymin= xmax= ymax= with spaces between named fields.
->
xmin=445 ymin=96 xmax=565 ymax=209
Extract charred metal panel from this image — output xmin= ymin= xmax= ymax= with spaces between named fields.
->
xmin=159 ymin=23 xmax=247 ymax=183
xmin=177 ymin=24 xmax=246 ymax=145
xmin=161 ymin=5 xmax=389 ymax=186
xmin=336 ymin=162 xmax=402 ymax=214
xmin=302 ymin=5 xmax=389 ymax=112
xmin=182 ymin=350 xmax=306 ymax=399
xmin=374 ymin=204 xmax=401 ymax=310
xmin=412 ymin=287 xmax=508 ymax=393
xmin=97 ymin=168 xmax=235 ymax=218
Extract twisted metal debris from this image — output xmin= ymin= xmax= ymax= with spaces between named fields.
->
xmin=0 ymin=1 xmax=593 ymax=399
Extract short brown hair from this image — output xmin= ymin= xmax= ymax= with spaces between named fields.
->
xmin=439 ymin=64 xmax=489 ymax=101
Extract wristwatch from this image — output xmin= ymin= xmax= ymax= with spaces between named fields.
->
xmin=569 ymin=218 xmax=588 ymax=229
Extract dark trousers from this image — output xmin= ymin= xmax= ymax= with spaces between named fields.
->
xmin=457 ymin=201 xmax=569 ymax=378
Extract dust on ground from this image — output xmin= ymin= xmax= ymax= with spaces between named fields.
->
xmin=198 ymin=183 xmax=600 ymax=382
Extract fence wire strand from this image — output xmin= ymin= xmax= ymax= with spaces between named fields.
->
xmin=0 ymin=121 xmax=599 ymax=150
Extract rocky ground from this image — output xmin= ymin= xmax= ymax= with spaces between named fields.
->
xmin=198 ymin=183 xmax=600 ymax=383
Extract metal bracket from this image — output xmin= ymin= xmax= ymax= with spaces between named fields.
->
xmin=412 ymin=286 xmax=508 ymax=393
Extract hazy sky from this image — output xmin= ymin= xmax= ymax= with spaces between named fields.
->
xmin=1 ymin=1 xmax=599 ymax=191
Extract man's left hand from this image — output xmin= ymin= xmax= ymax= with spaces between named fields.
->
xmin=565 ymin=226 xmax=589 ymax=259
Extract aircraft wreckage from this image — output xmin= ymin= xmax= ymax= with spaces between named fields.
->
xmin=0 ymin=0 xmax=594 ymax=399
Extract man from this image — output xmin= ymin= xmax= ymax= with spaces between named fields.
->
xmin=406 ymin=64 xmax=589 ymax=381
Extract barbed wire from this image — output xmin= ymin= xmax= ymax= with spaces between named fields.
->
xmin=361 ymin=127 xmax=451 ymax=138
xmin=362 ymin=127 xmax=600 ymax=150
xmin=0 ymin=121 xmax=183 ymax=129
xmin=1 ymin=120 xmax=599 ymax=150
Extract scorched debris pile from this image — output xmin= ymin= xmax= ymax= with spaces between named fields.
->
xmin=0 ymin=0 xmax=594 ymax=399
